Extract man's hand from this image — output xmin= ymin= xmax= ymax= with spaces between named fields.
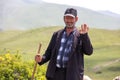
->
xmin=35 ymin=54 xmax=42 ymax=63
xmin=79 ymin=24 xmax=89 ymax=34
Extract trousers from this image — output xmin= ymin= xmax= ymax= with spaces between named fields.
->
xmin=47 ymin=67 xmax=66 ymax=80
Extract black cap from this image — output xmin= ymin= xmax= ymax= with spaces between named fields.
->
xmin=64 ymin=8 xmax=77 ymax=17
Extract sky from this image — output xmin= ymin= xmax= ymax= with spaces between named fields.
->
xmin=42 ymin=0 xmax=120 ymax=14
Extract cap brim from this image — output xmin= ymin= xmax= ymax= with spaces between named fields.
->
xmin=64 ymin=14 xmax=75 ymax=18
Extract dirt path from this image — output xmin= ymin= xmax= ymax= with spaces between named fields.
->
xmin=93 ymin=58 xmax=120 ymax=73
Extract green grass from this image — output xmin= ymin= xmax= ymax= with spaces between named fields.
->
xmin=0 ymin=26 xmax=120 ymax=80
xmin=84 ymin=46 xmax=120 ymax=80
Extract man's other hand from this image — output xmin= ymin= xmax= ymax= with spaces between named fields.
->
xmin=35 ymin=54 xmax=42 ymax=63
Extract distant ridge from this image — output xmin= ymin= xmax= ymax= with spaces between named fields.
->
xmin=98 ymin=10 xmax=120 ymax=18
xmin=0 ymin=0 xmax=120 ymax=30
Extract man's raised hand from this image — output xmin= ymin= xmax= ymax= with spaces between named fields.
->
xmin=79 ymin=24 xmax=89 ymax=34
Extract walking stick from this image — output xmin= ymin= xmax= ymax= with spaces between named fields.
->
xmin=31 ymin=43 xmax=42 ymax=80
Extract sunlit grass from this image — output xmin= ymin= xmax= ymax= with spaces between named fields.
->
xmin=0 ymin=26 xmax=120 ymax=80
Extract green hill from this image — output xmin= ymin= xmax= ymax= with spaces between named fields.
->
xmin=0 ymin=26 xmax=120 ymax=80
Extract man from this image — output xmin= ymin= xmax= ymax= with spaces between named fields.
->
xmin=35 ymin=8 xmax=93 ymax=80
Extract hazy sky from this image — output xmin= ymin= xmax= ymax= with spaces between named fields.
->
xmin=42 ymin=0 xmax=120 ymax=14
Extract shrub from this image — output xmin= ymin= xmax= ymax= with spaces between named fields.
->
xmin=0 ymin=53 xmax=46 ymax=80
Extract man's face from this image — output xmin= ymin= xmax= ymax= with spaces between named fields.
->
xmin=64 ymin=16 xmax=78 ymax=28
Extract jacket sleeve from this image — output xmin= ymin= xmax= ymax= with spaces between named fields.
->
xmin=80 ymin=33 xmax=93 ymax=55
xmin=38 ymin=32 xmax=57 ymax=65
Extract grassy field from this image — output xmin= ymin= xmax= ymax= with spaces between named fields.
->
xmin=0 ymin=26 xmax=120 ymax=80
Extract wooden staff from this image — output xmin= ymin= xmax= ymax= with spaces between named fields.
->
xmin=31 ymin=43 xmax=42 ymax=80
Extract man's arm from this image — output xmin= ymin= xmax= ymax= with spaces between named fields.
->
xmin=36 ymin=32 xmax=57 ymax=65
xmin=80 ymin=33 xmax=93 ymax=55
xmin=79 ymin=24 xmax=93 ymax=55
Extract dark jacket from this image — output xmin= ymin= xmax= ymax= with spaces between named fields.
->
xmin=38 ymin=28 xmax=93 ymax=80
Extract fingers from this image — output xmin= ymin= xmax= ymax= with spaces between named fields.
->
xmin=83 ymin=24 xmax=88 ymax=30
xmin=80 ymin=24 xmax=89 ymax=34
xmin=79 ymin=24 xmax=83 ymax=34
xmin=84 ymin=24 xmax=89 ymax=31
xmin=35 ymin=54 xmax=42 ymax=63
xmin=81 ymin=24 xmax=84 ymax=31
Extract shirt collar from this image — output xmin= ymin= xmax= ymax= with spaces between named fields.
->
xmin=64 ymin=26 xmax=77 ymax=34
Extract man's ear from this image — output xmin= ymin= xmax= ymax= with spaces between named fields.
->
xmin=75 ymin=16 xmax=78 ymax=22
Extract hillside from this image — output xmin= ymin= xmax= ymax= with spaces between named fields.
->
xmin=0 ymin=27 xmax=120 ymax=80
xmin=0 ymin=26 xmax=120 ymax=52
xmin=0 ymin=0 xmax=120 ymax=30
